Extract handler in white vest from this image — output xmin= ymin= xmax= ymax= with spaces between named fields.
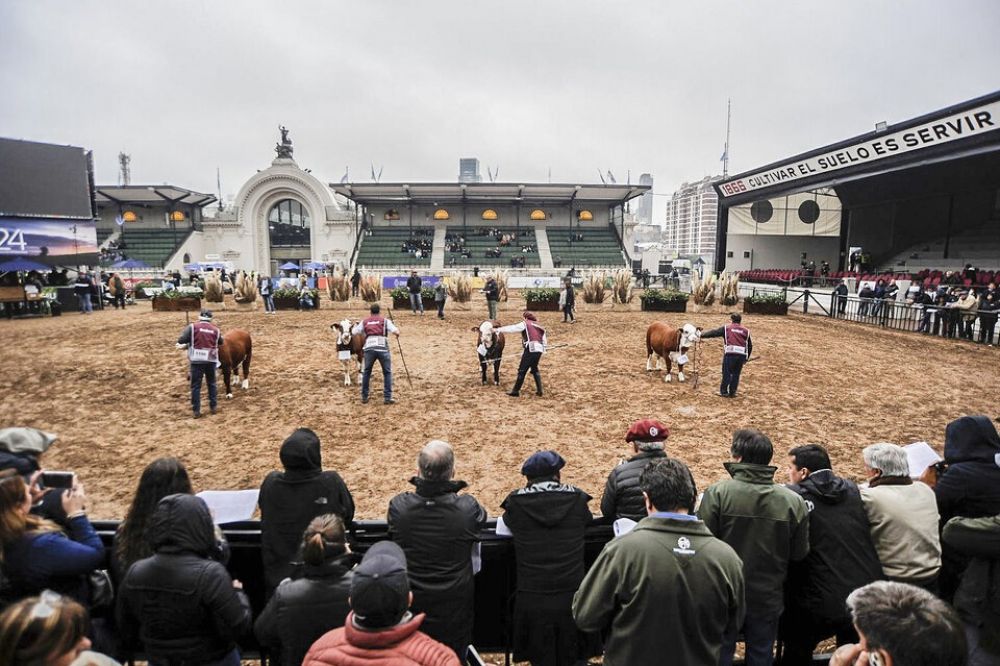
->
xmin=497 ymin=311 xmax=547 ymax=398
xmin=175 ymin=309 xmax=223 ymax=418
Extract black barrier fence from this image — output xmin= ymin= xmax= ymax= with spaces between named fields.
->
xmin=827 ymin=294 xmax=995 ymax=343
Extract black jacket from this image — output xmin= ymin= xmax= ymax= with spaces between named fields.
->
xmin=501 ymin=481 xmax=592 ymax=593
xmin=484 ymin=280 xmax=499 ymax=302
xmin=600 ymin=450 xmax=667 ymax=521
xmin=406 ymin=275 xmax=422 ymax=293
xmin=387 ymin=477 xmax=487 ymax=657
xmin=564 ymin=286 xmax=575 ymax=308
xmin=942 ymin=515 xmax=1000 ymax=654
xmin=117 ymin=494 xmax=251 ymax=664
xmin=259 ymin=430 xmax=356 ymax=591
xmin=784 ymin=471 xmax=883 ymax=622
xmin=936 ymin=416 xmax=1000 ymax=524
xmin=254 ymin=553 xmax=358 ymax=666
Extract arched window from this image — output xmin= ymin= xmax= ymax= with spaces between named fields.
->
xmin=482 ymin=209 xmax=499 ymax=221
xmin=433 ymin=209 xmax=450 ymax=220
xmin=577 ymin=210 xmax=594 ymax=221
xmin=268 ymin=199 xmax=311 ymax=247
xmin=529 ymin=209 xmax=546 ymax=221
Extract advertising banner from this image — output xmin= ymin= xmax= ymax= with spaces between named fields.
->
xmin=382 ymin=275 xmax=443 ymax=288
xmin=0 ymin=217 xmax=98 ymax=265
xmin=508 ymin=276 xmax=563 ymax=288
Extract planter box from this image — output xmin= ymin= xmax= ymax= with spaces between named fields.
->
xmin=743 ymin=301 xmax=789 ymax=315
xmin=152 ymin=296 xmax=202 ymax=312
xmin=525 ymin=299 xmax=560 ymax=312
xmin=274 ymin=297 xmax=300 ymax=310
xmin=392 ymin=298 xmax=412 ymax=310
xmin=641 ymin=299 xmax=688 ymax=312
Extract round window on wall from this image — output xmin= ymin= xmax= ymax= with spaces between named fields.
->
xmin=433 ymin=209 xmax=450 ymax=220
xmin=482 ymin=209 xmax=498 ymax=221
xmin=750 ymin=200 xmax=774 ymax=224
xmin=268 ymin=199 xmax=311 ymax=248
xmin=798 ymin=200 xmax=820 ymax=224
xmin=529 ymin=209 xmax=546 ymax=221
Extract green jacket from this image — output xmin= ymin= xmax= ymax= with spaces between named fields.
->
xmin=697 ymin=462 xmax=809 ymax=615
xmin=572 ymin=515 xmax=745 ymax=666
xmin=942 ymin=514 xmax=1000 ymax=651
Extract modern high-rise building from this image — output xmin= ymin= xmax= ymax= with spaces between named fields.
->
xmin=636 ymin=173 xmax=654 ymax=225
xmin=664 ymin=175 xmax=721 ymax=264
xmin=458 ymin=158 xmax=481 ymax=183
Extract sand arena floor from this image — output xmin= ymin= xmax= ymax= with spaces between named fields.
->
xmin=1 ymin=299 xmax=997 ymax=520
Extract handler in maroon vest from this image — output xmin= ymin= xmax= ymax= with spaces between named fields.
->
xmin=176 ymin=309 xmax=224 ymax=418
xmin=497 ymin=311 xmax=547 ymax=398
xmin=700 ymin=313 xmax=753 ymax=398
xmin=351 ymin=303 xmax=400 ymax=404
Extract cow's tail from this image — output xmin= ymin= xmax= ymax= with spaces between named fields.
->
xmin=242 ymin=337 xmax=252 ymax=379
xmin=645 ymin=328 xmax=654 ymax=357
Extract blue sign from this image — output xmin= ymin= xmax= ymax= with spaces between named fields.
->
xmin=382 ymin=275 xmax=442 ymax=289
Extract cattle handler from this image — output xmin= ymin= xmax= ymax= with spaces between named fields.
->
xmin=700 ymin=313 xmax=752 ymax=398
xmin=352 ymin=303 xmax=400 ymax=404
xmin=176 ymin=309 xmax=223 ymax=418
xmin=497 ymin=311 xmax=547 ymax=397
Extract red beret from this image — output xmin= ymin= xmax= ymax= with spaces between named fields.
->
xmin=625 ymin=418 xmax=669 ymax=443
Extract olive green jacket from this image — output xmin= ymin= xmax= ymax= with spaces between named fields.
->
xmin=697 ymin=462 xmax=810 ymax=615
xmin=572 ymin=515 xmax=745 ymax=666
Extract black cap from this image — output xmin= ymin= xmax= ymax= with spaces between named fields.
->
xmin=350 ymin=541 xmax=409 ymax=628
xmin=521 ymin=450 xmax=565 ymax=478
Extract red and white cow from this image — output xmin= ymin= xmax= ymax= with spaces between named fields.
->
xmin=330 ymin=319 xmax=365 ymax=386
xmin=645 ymin=322 xmax=701 ymax=383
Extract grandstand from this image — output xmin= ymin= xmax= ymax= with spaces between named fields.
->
xmin=445 ymin=226 xmax=540 ymax=268
xmin=546 ymin=225 xmax=626 ymax=268
xmin=882 ymin=222 xmax=1000 ymax=273
xmin=96 ymin=227 xmax=115 ymax=246
xmin=116 ymin=228 xmax=192 ymax=268
xmin=354 ymin=226 xmax=433 ymax=268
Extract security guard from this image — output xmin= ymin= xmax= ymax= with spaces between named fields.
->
xmin=700 ymin=313 xmax=753 ymax=398
xmin=497 ymin=311 xmax=547 ymax=397
xmin=176 ymin=309 xmax=223 ymax=418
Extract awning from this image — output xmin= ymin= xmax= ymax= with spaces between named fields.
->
xmin=331 ymin=182 xmax=649 ymax=206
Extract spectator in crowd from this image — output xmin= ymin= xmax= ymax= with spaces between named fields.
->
xmin=0 ymin=591 xmax=118 ymax=666
xmin=483 ymin=276 xmax=500 ymax=320
xmin=946 ymin=288 xmax=963 ymax=338
xmin=914 ymin=287 xmax=936 ymax=333
xmin=388 ymin=440 xmax=487 ymax=663
xmin=964 ymin=263 xmax=979 ymax=283
xmin=858 ymin=283 xmax=875 ymax=317
xmin=978 ymin=292 xmax=998 ymax=345
xmin=259 ymin=275 xmax=275 ymax=314
xmin=298 ymin=284 xmax=315 ymax=310
xmin=574 ymin=458 xmax=745 ymax=665
xmin=779 ymin=444 xmax=884 ymax=665
xmin=834 ymin=280 xmax=849 ymax=317
xmin=107 ymin=273 xmax=125 ymax=310
xmin=351 ymin=268 xmax=360 ymax=298
xmin=434 ymin=280 xmax=446 ymax=319
xmin=112 ymin=457 xmax=193 ymax=583
xmin=600 ymin=418 xmax=670 ymax=522
xmin=74 ymin=271 xmax=93 ymax=314
xmin=829 ymin=581 xmax=966 ymax=666
xmin=255 ymin=514 xmax=357 ymax=666
xmin=871 ymin=279 xmax=886 ymax=319
xmin=560 ymin=278 xmax=576 ymax=323
xmin=259 ymin=428 xmax=355 ymax=592
xmin=697 ymin=429 xmax=810 ymax=666
xmin=943 ymin=512 xmax=1000 ymax=666
xmin=117 ymin=494 xmax=251 ymax=666
xmin=859 ymin=443 xmax=941 ymax=592
xmin=924 ymin=416 xmax=1000 ymax=601
xmin=499 ymin=451 xmax=596 ymax=666
xmin=956 ymin=290 xmax=979 ymax=340
xmin=0 ymin=427 xmax=71 ymax=525
xmin=303 ymin=541 xmax=459 ymax=666
xmin=406 ymin=271 xmax=424 ymax=315
xmin=0 ymin=469 xmax=104 ymax=605
xmin=881 ymin=278 xmax=899 ymax=325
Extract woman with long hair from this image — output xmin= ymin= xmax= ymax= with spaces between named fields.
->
xmin=0 ymin=591 xmax=119 ymax=666
xmin=0 ymin=469 xmax=104 ymax=604
xmin=112 ymin=458 xmax=192 ymax=582
xmin=254 ymin=514 xmax=356 ymax=666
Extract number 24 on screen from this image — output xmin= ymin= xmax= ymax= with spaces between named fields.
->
xmin=0 ymin=228 xmax=28 ymax=253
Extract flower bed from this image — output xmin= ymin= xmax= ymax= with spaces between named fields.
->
xmin=523 ymin=287 xmax=560 ymax=312
xmin=274 ymin=288 xmax=320 ymax=310
xmin=640 ymin=289 xmax=689 ymax=312
xmin=743 ymin=293 xmax=789 ymax=315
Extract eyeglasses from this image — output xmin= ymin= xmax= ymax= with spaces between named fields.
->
xmin=30 ymin=590 xmax=63 ymax=619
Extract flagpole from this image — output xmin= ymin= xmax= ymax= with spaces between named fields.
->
xmin=723 ymin=98 xmax=731 ymax=178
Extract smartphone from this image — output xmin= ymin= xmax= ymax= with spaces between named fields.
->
xmin=40 ymin=471 xmax=74 ymax=489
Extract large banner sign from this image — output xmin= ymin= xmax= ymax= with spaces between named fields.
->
xmin=718 ymin=100 xmax=1000 ymax=199
xmin=0 ymin=217 xmax=98 ymax=258
xmin=382 ymin=275 xmax=443 ymax=288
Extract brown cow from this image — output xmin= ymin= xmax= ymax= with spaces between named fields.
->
xmin=331 ymin=318 xmax=365 ymax=386
xmin=471 ymin=320 xmax=505 ymax=385
xmin=645 ymin=322 xmax=700 ymax=383
xmin=219 ymin=329 xmax=252 ymax=398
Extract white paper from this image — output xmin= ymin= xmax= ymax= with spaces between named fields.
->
xmin=904 ymin=442 xmax=942 ymax=478
xmin=196 ymin=489 xmax=259 ymax=525
xmin=613 ymin=518 xmax=638 ymax=538
xmin=477 ymin=343 xmax=487 ymax=357
xmin=494 ymin=515 xmax=513 ymax=537
xmin=338 ymin=350 xmax=351 ymax=361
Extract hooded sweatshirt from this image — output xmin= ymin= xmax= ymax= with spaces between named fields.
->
xmin=259 ymin=428 xmax=356 ymax=590
xmin=785 ymin=470 xmax=883 ymax=622
xmin=936 ymin=415 xmax=1000 ymax=524
xmin=501 ymin=480 xmax=593 ymax=593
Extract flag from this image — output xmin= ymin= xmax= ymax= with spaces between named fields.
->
xmin=340 ymin=167 xmax=349 ymax=184
xmin=607 ymin=170 xmax=617 ymax=184
xmin=370 ymin=164 xmax=376 ymax=182
xmin=720 ymin=146 xmax=728 ymax=162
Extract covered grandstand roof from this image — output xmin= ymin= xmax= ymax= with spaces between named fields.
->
xmin=331 ymin=182 xmax=649 ymax=205
xmin=714 ymin=89 xmax=1000 ymax=207
xmin=95 ymin=185 xmax=216 ymax=207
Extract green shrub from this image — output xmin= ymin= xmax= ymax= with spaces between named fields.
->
xmin=524 ymin=287 xmax=560 ymax=304
xmin=640 ymin=289 xmax=689 ymax=303
xmin=274 ymin=287 xmax=318 ymax=299
xmin=745 ymin=292 xmax=786 ymax=305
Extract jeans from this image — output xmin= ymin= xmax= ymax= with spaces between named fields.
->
xmin=436 ymin=299 xmax=445 ymax=318
xmin=720 ymin=611 xmax=780 ymax=666
xmin=262 ymin=294 xmax=275 ymax=312
xmin=362 ymin=348 xmax=392 ymax=401
xmin=78 ymin=292 xmax=92 ymax=313
xmin=112 ymin=292 xmax=125 ymax=309
xmin=190 ymin=362 xmax=218 ymax=415
xmin=409 ymin=292 xmax=424 ymax=313
xmin=720 ymin=354 xmax=746 ymax=396
xmin=980 ymin=316 xmax=997 ymax=343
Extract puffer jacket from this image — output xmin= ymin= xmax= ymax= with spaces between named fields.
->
xmin=600 ymin=450 xmax=667 ymax=521
xmin=697 ymin=462 xmax=810 ymax=615
xmin=303 ymin=612 xmax=459 ymax=666
xmin=254 ymin=553 xmax=358 ymax=666
xmin=784 ymin=471 xmax=883 ymax=622
xmin=942 ymin=514 xmax=1000 ymax=655
xmin=936 ymin=415 xmax=1000 ymax=524
xmin=259 ymin=429 xmax=355 ymax=590
xmin=117 ymin=494 xmax=252 ymax=664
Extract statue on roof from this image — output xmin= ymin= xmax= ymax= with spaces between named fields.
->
xmin=275 ymin=125 xmax=293 ymax=159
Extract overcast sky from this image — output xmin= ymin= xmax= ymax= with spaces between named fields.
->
xmin=2 ymin=1 xmax=998 ymax=223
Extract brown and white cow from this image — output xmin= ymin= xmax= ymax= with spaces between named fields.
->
xmin=645 ymin=322 xmax=701 ymax=383
xmin=331 ymin=319 xmax=365 ymax=386
xmin=471 ymin=320 xmax=505 ymax=385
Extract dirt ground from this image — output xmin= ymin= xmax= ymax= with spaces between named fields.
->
xmin=1 ymin=298 xmax=997 ymax=520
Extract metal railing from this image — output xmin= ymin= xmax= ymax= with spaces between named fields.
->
xmin=827 ymin=294 xmax=996 ymax=342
